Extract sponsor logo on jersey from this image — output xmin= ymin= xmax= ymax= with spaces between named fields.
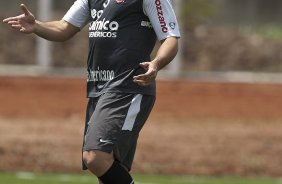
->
xmin=155 ymin=0 xmax=168 ymax=33
xmin=89 ymin=18 xmax=119 ymax=38
xmin=91 ymin=9 xmax=97 ymax=19
xmin=87 ymin=67 xmax=115 ymax=82
xmin=141 ymin=21 xmax=153 ymax=28
xmin=89 ymin=18 xmax=119 ymax=31
xmin=91 ymin=8 xmax=104 ymax=20
xmin=89 ymin=9 xmax=119 ymax=38
xmin=89 ymin=1 xmax=119 ymax=38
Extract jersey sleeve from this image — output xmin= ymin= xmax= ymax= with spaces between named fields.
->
xmin=143 ymin=0 xmax=181 ymax=41
xmin=62 ymin=0 xmax=90 ymax=29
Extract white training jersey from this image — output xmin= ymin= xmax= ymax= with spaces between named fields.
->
xmin=63 ymin=0 xmax=181 ymax=40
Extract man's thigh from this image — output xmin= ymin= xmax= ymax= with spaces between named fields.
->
xmin=83 ymin=92 xmax=155 ymax=170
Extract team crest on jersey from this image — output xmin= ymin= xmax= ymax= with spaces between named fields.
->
xmin=116 ymin=0 xmax=125 ymax=4
xmin=169 ymin=22 xmax=176 ymax=30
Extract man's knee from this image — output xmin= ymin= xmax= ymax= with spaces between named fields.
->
xmin=82 ymin=151 xmax=97 ymax=167
xmin=82 ymin=150 xmax=114 ymax=176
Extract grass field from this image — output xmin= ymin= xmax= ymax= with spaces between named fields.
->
xmin=1 ymin=172 xmax=281 ymax=184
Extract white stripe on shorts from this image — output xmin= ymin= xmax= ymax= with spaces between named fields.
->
xmin=122 ymin=94 xmax=143 ymax=131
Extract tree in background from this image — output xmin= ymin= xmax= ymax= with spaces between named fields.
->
xmin=178 ymin=0 xmax=218 ymax=70
xmin=180 ymin=0 xmax=217 ymax=30
xmin=179 ymin=0 xmax=282 ymax=72
xmin=215 ymin=0 xmax=282 ymax=25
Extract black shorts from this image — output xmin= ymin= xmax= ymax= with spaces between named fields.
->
xmin=82 ymin=92 xmax=155 ymax=171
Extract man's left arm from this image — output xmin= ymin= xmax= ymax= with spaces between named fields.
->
xmin=133 ymin=0 xmax=180 ymax=86
xmin=133 ymin=37 xmax=178 ymax=86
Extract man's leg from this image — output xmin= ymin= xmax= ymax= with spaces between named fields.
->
xmin=82 ymin=93 xmax=155 ymax=184
xmin=83 ymin=150 xmax=134 ymax=184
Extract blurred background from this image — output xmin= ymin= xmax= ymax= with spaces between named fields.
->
xmin=1 ymin=0 xmax=282 ymax=183
xmin=2 ymin=0 xmax=282 ymax=72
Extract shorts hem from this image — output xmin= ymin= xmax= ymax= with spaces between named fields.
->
xmin=83 ymin=146 xmax=113 ymax=154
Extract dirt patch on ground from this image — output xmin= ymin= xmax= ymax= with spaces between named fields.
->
xmin=0 ymin=76 xmax=282 ymax=176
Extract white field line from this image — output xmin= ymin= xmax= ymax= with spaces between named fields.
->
xmin=14 ymin=172 xmax=157 ymax=184
xmin=59 ymin=174 xmax=72 ymax=182
xmin=16 ymin=172 xmax=35 ymax=180
xmin=58 ymin=174 xmax=93 ymax=183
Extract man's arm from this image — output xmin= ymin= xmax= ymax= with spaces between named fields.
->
xmin=134 ymin=0 xmax=180 ymax=86
xmin=34 ymin=20 xmax=79 ymax=42
xmin=3 ymin=4 xmax=79 ymax=42
xmin=133 ymin=37 xmax=178 ymax=86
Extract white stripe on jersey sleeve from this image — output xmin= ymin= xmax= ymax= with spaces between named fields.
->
xmin=143 ymin=0 xmax=181 ymax=41
xmin=63 ymin=0 xmax=90 ymax=29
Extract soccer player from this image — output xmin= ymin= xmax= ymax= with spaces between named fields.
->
xmin=3 ymin=0 xmax=180 ymax=183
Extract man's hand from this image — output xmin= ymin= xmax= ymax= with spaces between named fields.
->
xmin=133 ymin=62 xmax=159 ymax=86
xmin=3 ymin=4 xmax=36 ymax=34
xmin=133 ymin=37 xmax=178 ymax=86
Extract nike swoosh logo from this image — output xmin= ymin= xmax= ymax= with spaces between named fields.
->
xmin=99 ymin=138 xmax=114 ymax=144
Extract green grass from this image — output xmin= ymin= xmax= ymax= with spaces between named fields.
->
xmin=0 ymin=172 xmax=281 ymax=184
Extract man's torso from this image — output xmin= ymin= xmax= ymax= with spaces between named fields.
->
xmin=87 ymin=0 xmax=157 ymax=97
